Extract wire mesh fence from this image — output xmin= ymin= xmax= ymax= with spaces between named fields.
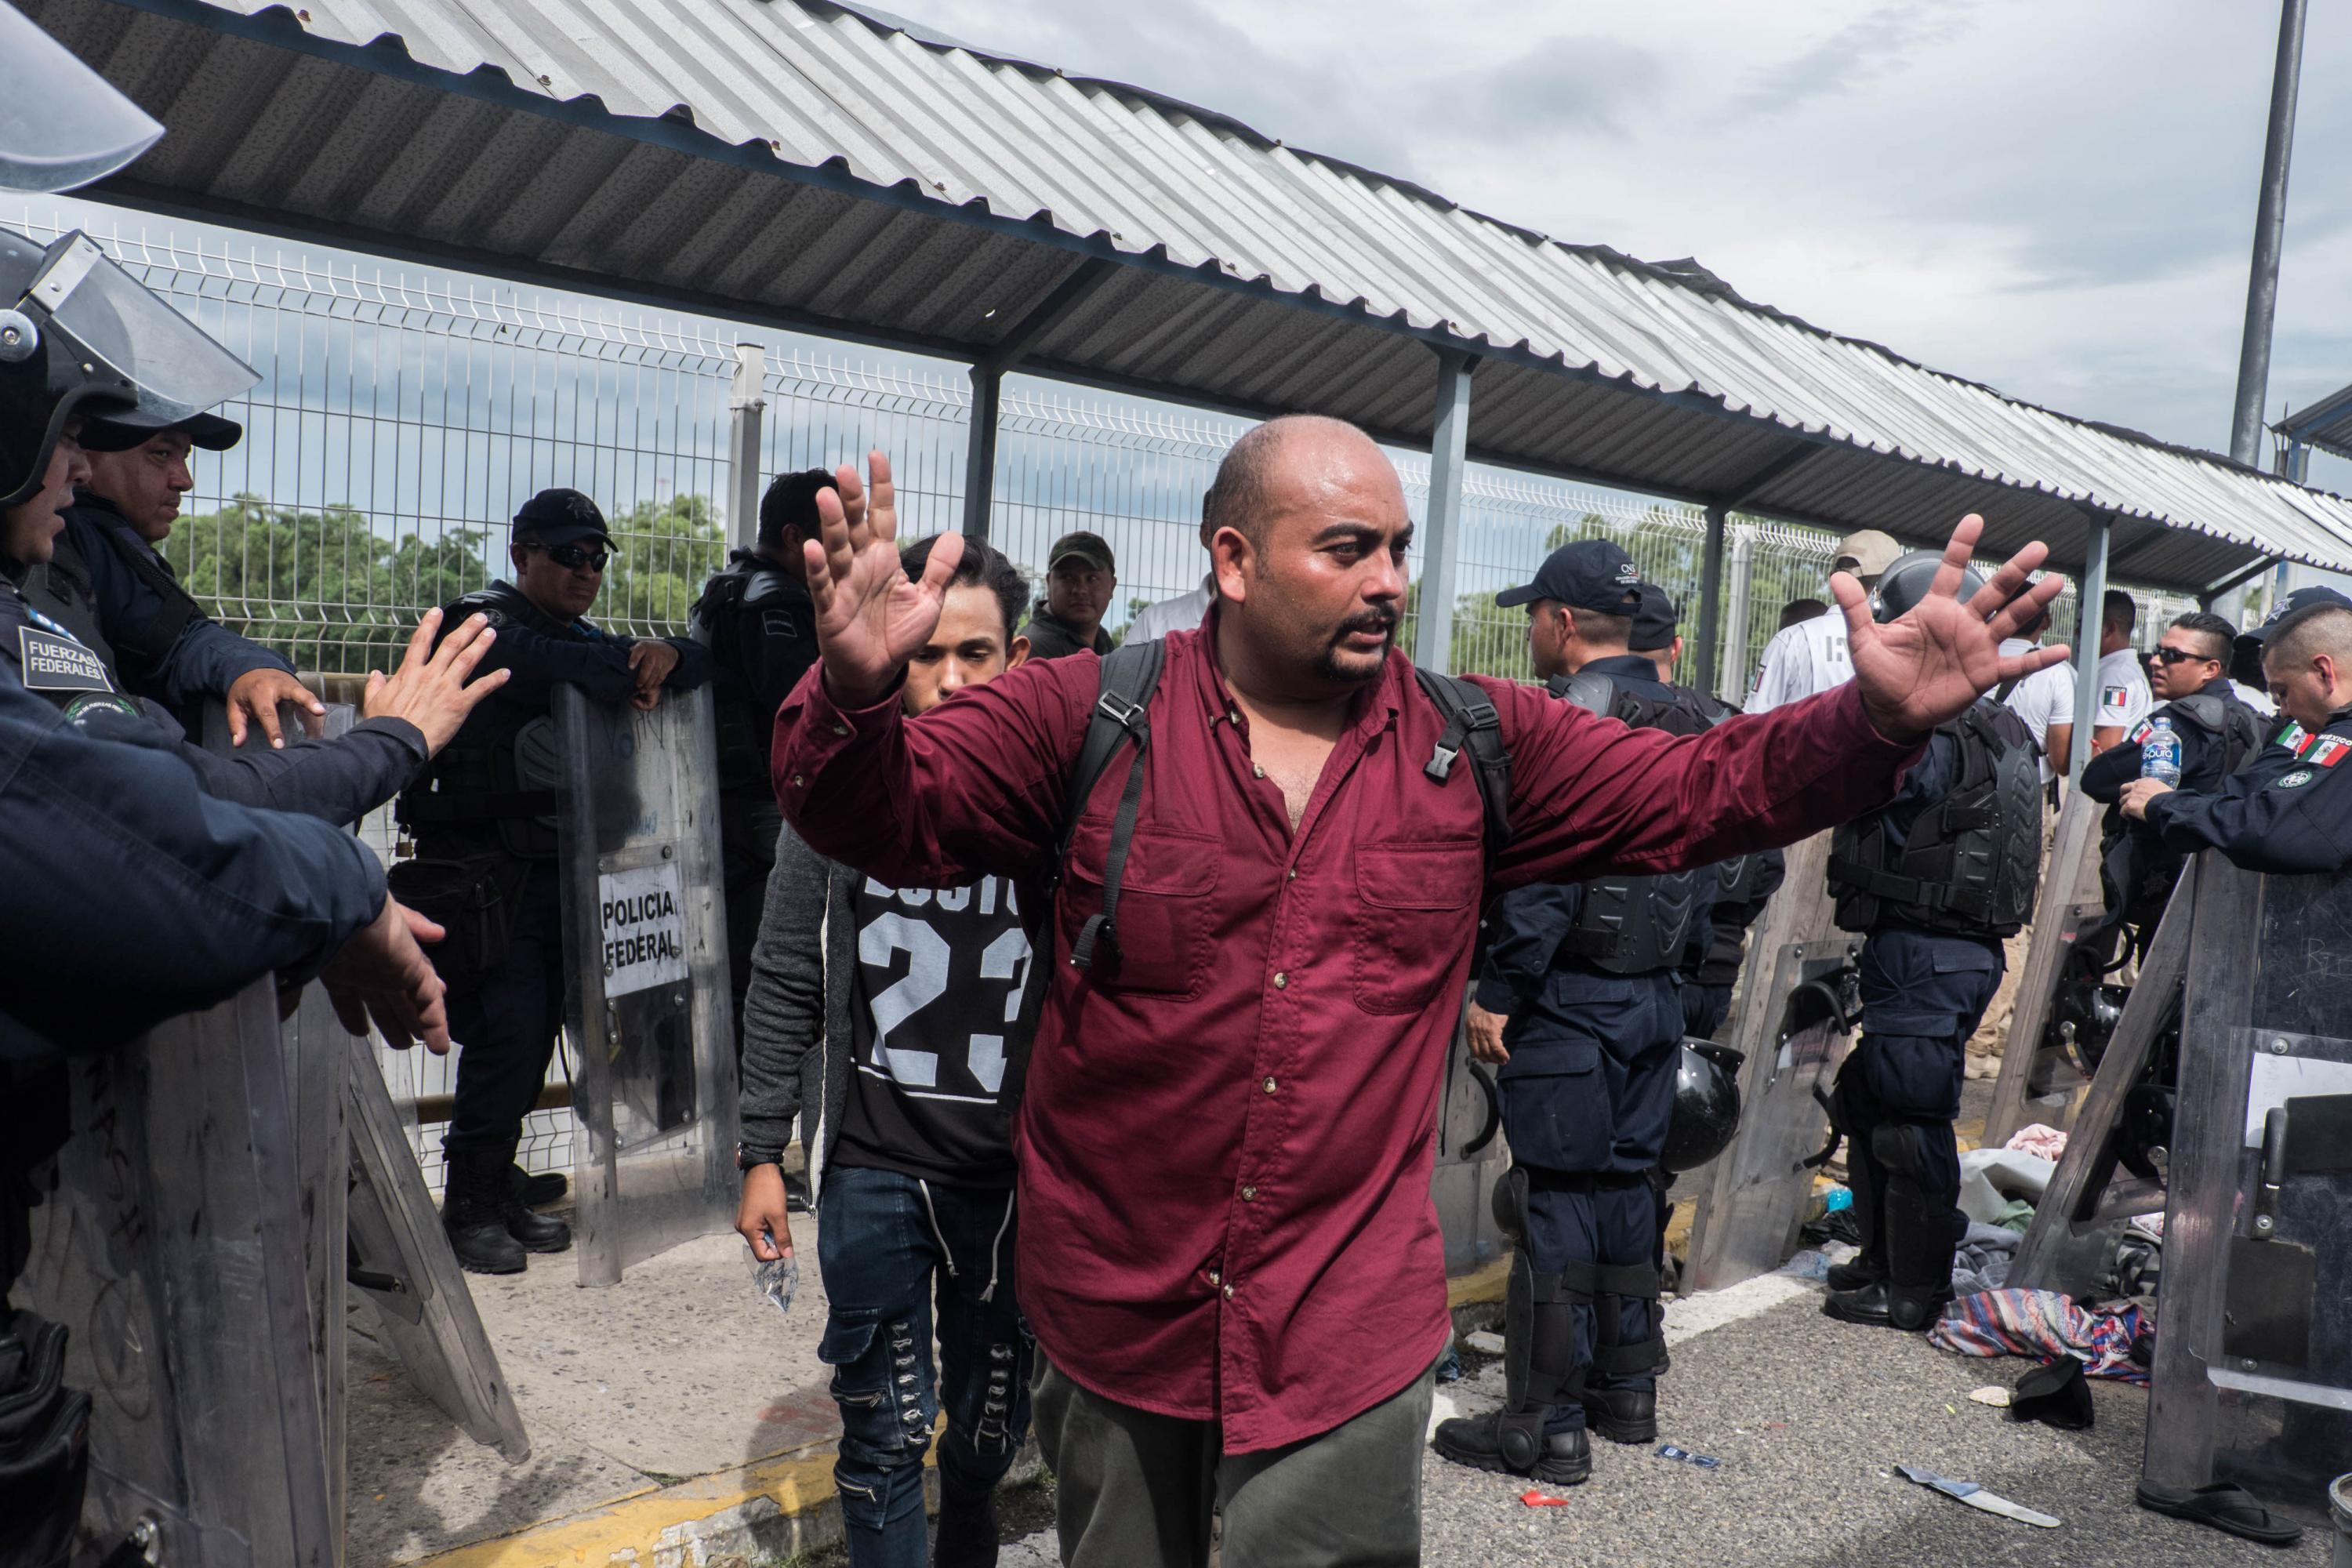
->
xmin=16 ymin=199 xmax=2194 ymax=1188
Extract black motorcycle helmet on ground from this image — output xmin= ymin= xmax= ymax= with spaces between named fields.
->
xmin=1661 ymin=1038 xmax=1745 ymax=1173
xmin=0 ymin=225 xmax=260 ymax=508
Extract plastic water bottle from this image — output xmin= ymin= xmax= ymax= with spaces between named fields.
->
xmin=2140 ymin=716 xmax=2183 ymax=787
xmin=751 ymin=1250 xmax=799 ymax=1316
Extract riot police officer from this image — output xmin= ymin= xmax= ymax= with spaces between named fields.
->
xmin=13 ymin=408 xmax=325 ymax=746
xmin=1820 ymin=551 xmax=2042 ymax=1332
xmin=1628 ymin=583 xmax=1785 ymax=1040
xmin=395 ymin=488 xmax=711 ymax=1273
xmin=1433 ymin=542 xmax=1715 ymax=1487
xmin=2080 ymin=611 xmax=2264 ymax=960
xmin=691 ymin=467 xmax=829 ymax=1054
xmin=2122 ymin=601 xmax=2352 ymax=874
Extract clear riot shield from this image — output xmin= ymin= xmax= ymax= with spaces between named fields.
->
xmin=554 ymin=684 xmax=739 ymax=1286
xmin=2143 ymin=854 xmax=2352 ymax=1519
xmin=1684 ymin=833 xmax=1862 ymax=1292
xmin=19 ymin=982 xmax=337 ymax=1568
xmin=2005 ymin=865 xmax=2190 ymax=1300
xmin=202 ymin=697 xmax=358 ymax=1550
xmin=1982 ymin=786 xmax=2107 ymax=1146
xmin=1432 ymin=998 xmax=1508 ymax=1278
xmin=346 ymin=1033 xmax=531 ymax=1461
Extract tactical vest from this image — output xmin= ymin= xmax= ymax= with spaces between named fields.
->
xmin=19 ymin=510 xmax=205 ymax=686
xmin=394 ymin=586 xmax=572 ymax=861
xmin=2095 ymin=684 xmax=2267 ymax=934
xmin=691 ymin=554 xmax=799 ymax=797
xmin=1548 ymin=669 xmax=1724 ymax=975
xmin=1829 ymin=699 xmax=2042 ymax=938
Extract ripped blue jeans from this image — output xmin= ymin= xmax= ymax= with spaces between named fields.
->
xmin=815 ymin=1163 xmax=1031 ymax=1568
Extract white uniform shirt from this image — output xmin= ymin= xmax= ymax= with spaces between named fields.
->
xmin=1998 ymin=637 xmax=2075 ymax=782
xmin=1123 ymin=575 xmax=1214 ymax=644
xmin=2093 ymin=648 xmax=2153 ymax=738
xmin=1744 ymin=609 xmax=1853 ymax=714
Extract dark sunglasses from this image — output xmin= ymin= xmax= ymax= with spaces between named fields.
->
xmin=543 ymin=543 xmax=608 ymax=572
xmin=2147 ymin=645 xmax=2212 ymax=666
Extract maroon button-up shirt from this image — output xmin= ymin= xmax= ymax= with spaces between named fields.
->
xmin=774 ymin=623 xmax=1917 ymax=1451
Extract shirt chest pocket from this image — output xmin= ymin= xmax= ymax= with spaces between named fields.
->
xmin=1060 ymin=823 xmax=1221 ymax=998
xmin=1352 ymin=840 xmax=1483 ymax=1016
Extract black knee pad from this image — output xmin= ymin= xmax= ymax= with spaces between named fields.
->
xmin=1869 ymin=1122 xmax=1936 ymax=1184
xmin=1492 ymin=1163 xmax=1530 ymax=1243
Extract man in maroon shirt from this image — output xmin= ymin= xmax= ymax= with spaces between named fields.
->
xmin=773 ymin=416 xmax=2066 ymax=1567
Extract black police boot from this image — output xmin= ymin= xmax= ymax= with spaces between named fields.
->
xmin=1820 ymin=1279 xmax=1951 ymax=1331
xmin=1824 ymin=1254 xmax=1887 ymax=1292
xmin=506 ymin=1163 xmax=568 ymax=1208
xmin=1432 ymin=1412 xmax=1592 ymax=1487
xmin=501 ymin=1180 xmax=572 ymax=1254
xmin=932 ymin=1475 xmax=999 ymax=1568
xmin=441 ymin=1150 xmax=525 ymax=1275
xmin=1583 ymin=1387 xmax=1657 ymax=1445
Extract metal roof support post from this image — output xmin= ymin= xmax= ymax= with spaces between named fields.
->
xmin=2067 ymin=514 xmax=2112 ymax=786
xmin=960 ymin=364 xmax=1002 ymax=544
xmin=1718 ymin=523 xmax=1754 ymax=706
xmin=727 ymin=343 xmax=767 ymax=552
xmin=1694 ymin=504 xmax=1727 ymax=695
xmin=1414 ymin=350 xmax=1477 ymax=673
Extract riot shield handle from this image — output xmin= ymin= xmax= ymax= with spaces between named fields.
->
xmin=1463 ymin=1062 xmax=1501 ymax=1156
xmin=2252 ymin=1105 xmax=2288 ymax=1237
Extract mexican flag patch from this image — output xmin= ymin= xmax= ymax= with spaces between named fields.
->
xmin=2275 ymin=720 xmax=2313 ymax=755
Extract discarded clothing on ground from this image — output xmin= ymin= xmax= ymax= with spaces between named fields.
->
xmin=1928 ymin=1288 xmax=2151 ymax=1385
xmin=1958 ymin=1147 xmax=2055 ymax=1225
xmin=2002 ymin=1123 xmax=2068 ymax=1161
xmin=1949 ymin=1222 xmax=2021 ymax=1295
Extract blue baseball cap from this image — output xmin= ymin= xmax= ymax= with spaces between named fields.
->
xmin=514 ymin=488 xmax=613 ymax=548
xmin=1495 ymin=539 xmax=1643 ymax=615
xmin=1629 ymin=583 xmax=1679 ymax=652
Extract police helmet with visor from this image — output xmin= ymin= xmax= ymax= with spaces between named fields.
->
xmin=1869 ymin=549 xmax=1986 ymax=625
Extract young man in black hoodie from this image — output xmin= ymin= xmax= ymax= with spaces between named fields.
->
xmin=735 ymin=535 xmax=1034 ymax=1568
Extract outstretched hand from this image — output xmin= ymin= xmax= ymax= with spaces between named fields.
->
xmin=802 ymin=450 xmax=965 ymax=709
xmin=1836 ymin=514 xmax=2071 ymax=742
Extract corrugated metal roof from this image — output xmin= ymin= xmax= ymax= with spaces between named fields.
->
xmin=33 ymin=0 xmax=2352 ymax=590
xmin=2279 ymin=383 xmax=2352 ymax=465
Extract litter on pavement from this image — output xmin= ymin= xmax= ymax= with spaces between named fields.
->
xmin=1896 ymin=1465 xmax=2060 ymax=1528
xmin=1657 ymin=1444 xmax=1721 ymax=1469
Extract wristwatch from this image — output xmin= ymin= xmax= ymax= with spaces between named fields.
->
xmin=735 ymin=1144 xmax=783 ymax=1174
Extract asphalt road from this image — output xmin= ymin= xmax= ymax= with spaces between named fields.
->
xmin=866 ymin=1283 xmax=2334 ymax=1568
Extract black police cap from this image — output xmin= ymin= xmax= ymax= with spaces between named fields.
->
xmin=1496 ymin=539 xmax=1642 ymax=615
xmin=1630 ymin=583 xmax=1679 ymax=652
xmin=513 ymin=488 xmax=612 ymax=548
xmin=2233 ymin=584 xmax=2352 ymax=684
xmin=78 ymin=410 xmax=242 ymax=452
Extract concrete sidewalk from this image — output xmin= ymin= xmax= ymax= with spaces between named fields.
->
xmin=350 ymin=1210 xmax=880 ymax=1567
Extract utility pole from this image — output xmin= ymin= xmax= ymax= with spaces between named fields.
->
xmin=2228 ymin=0 xmax=2307 ymax=468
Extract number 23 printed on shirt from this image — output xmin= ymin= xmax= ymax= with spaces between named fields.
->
xmin=856 ymin=876 xmax=1031 ymax=1098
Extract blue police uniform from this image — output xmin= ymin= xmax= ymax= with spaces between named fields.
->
xmin=690 ymin=549 xmax=821 ymax=1046
xmin=0 ymin=670 xmax=385 ymax=1062
xmin=397 ymin=577 xmax=711 ymax=1164
xmin=2141 ymin=708 xmax=2352 ymax=874
xmin=1 ymin=575 xmax=426 ymax=825
xmin=2081 ymin=675 xmax=2263 ymax=949
xmin=1823 ymin=694 xmax=2041 ymax=1330
xmin=19 ymin=493 xmax=292 ymax=724
xmin=1480 ymin=653 xmax=1710 ymax=1436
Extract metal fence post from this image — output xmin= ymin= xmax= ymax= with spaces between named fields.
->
xmin=1414 ymin=350 xmax=1477 ymax=673
xmin=2068 ymin=514 xmax=2112 ymax=784
xmin=727 ymin=343 xmax=767 ymax=552
xmin=1694 ymin=503 xmax=1727 ymax=695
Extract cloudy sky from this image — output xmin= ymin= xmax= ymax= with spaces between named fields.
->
xmin=900 ymin=0 xmax=2352 ymax=490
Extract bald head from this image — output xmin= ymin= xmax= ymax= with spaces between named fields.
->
xmin=2263 ymin=603 xmax=2352 ymax=731
xmin=1205 ymin=415 xmax=1395 ymax=552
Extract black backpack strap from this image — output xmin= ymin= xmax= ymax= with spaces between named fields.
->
xmin=1414 ymin=668 xmax=1512 ymax=854
xmin=1059 ymin=640 xmax=1167 ymax=972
